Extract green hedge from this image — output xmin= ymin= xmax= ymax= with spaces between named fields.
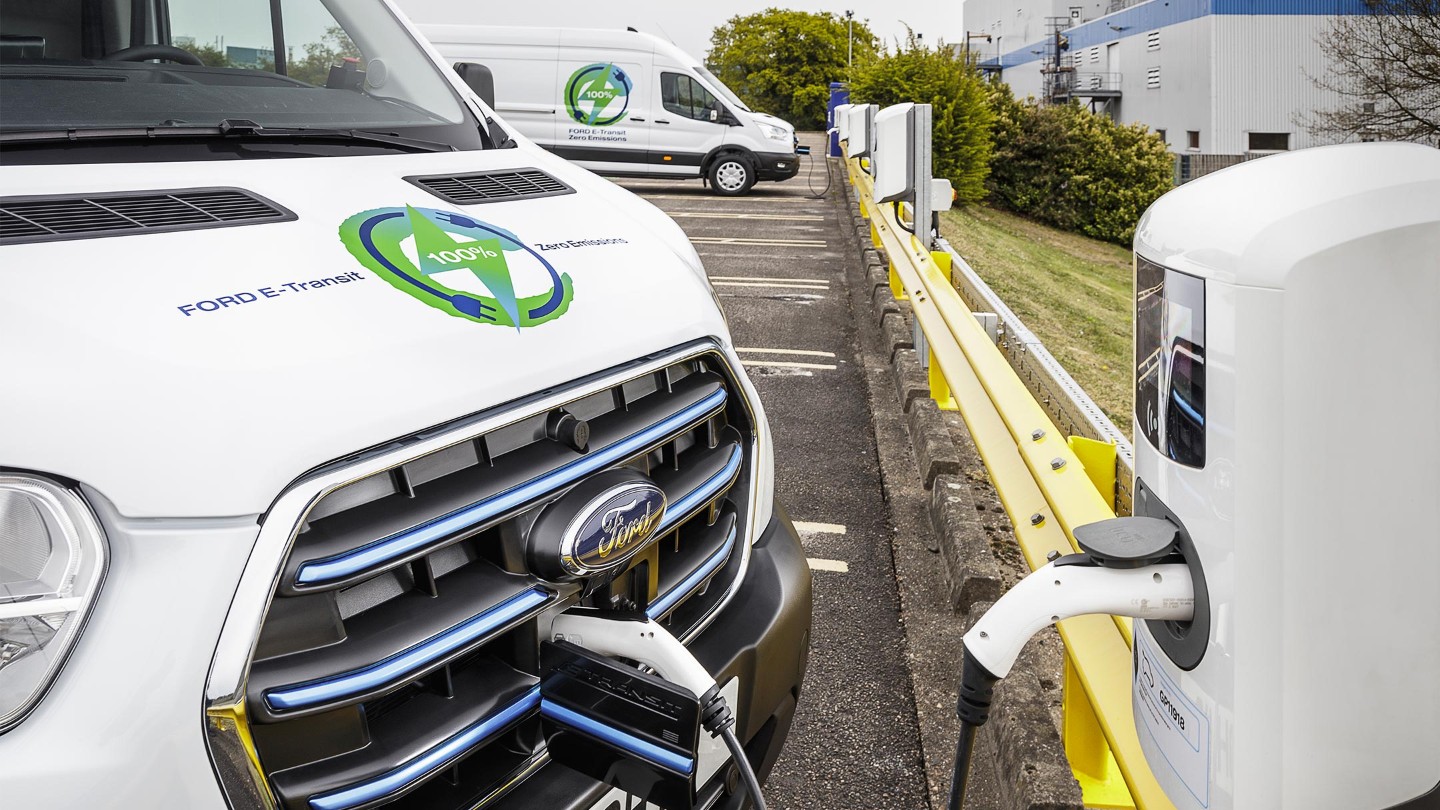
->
xmin=850 ymin=43 xmax=994 ymax=206
xmin=986 ymin=85 xmax=1172 ymax=244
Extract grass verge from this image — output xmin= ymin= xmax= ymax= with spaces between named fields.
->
xmin=938 ymin=205 xmax=1133 ymax=432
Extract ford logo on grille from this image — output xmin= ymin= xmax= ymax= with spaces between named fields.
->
xmin=528 ymin=470 xmax=667 ymax=580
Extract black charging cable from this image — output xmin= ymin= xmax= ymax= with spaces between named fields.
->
xmin=803 ymin=147 xmax=835 ymax=200
xmin=701 ymin=688 xmax=768 ymax=810
xmin=948 ymin=649 xmax=1001 ymax=810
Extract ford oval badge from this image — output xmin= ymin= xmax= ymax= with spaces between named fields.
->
xmin=528 ymin=470 xmax=668 ymax=580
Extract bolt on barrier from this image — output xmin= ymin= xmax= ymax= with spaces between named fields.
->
xmin=844 ymin=154 xmax=1175 ymax=810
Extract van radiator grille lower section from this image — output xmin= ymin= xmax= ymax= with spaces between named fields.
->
xmin=245 ymin=353 xmax=752 ymax=810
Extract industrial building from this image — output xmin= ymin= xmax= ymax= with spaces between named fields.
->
xmin=964 ymin=0 xmax=1369 ymax=161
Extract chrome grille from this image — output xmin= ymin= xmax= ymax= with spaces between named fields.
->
xmin=240 ymin=350 xmax=754 ymax=810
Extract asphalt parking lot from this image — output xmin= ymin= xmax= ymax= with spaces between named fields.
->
xmin=613 ymin=134 xmax=934 ymax=810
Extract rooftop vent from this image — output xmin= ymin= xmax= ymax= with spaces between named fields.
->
xmin=0 ymin=188 xmax=294 ymax=245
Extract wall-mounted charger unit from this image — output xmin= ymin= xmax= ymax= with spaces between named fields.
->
xmin=845 ymin=103 xmax=876 ymax=160
xmin=873 ymin=102 xmax=916 ymax=203
xmin=834 ymin=102 xmax=852 ymax=141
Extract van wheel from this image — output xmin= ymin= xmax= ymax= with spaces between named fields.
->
xmin=708 ymin=156 xmax=754 ymax=196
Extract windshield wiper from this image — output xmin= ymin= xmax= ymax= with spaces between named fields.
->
xmin=0 ymin=119 xmax=457 ymax=153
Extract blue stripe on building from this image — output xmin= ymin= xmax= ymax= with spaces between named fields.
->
xmin=980 ymin=0 xmax=1372 ymax=69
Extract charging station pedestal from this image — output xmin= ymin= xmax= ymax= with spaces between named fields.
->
xmin=1131 ymin=143 xmax=1440 ymax=809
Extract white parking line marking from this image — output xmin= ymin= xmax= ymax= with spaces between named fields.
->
xmin=807 ymin=558 xmax=850 ymax=573
xmin=737 ymin=348 xmax=837 ymax=358
xmin=708 ymin=275 xmax=830 ymax=285
xmin=741 ymin=360 xmax=837 ymax=370
xmin=793 ymin=521 xmax=848 ymax=535
xmin=690 ymin=237 xmax=828 ymax=247
xmin=669 ymin=212 xmax=825 ymax=221
xmin=711 ymin=281 xmax=829 ymax=290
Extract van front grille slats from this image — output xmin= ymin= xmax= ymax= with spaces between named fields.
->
xmin=648 ymin=510 xmax=739 ymax=620
xmin=268 ymin=663 xmax=540 ymax=810
xmin=244 ymin=351 xmax=753 ymax=810
xmin=248 ymin=561 xmax=554 ymax=722
xmin=284 ymin=375 xmax=727 ymax=594
xmin=0 ymin=188 xmax=294 ymax=244
xmin=407 ymin=169 xmax=574 ymax=205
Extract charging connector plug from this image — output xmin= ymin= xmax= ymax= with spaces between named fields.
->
xmin=550 ymin=610 xmax=768 ymax=810
xmin=947 ymin=516 xmax=1198 ymax=810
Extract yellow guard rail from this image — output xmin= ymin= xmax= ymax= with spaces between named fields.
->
xmin=846 ymin=156 xmax=1175 ymax=810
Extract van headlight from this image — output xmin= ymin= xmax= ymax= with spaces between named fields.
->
xmin=0 ymin=476 xmax=107 ymax=733
xmin=758 ymin=122 xmax=791 ymax=143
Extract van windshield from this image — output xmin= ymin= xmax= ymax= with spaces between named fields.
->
xmin=694 ymin=66 xmax=751 ymax=114
xmin=0 ymin=0 xmax=474 ymax=143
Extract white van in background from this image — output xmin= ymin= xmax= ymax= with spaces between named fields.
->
xmin=417 ymin=25 xmax=802 ymax=195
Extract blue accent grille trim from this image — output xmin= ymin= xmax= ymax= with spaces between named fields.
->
xmin=308 ymin=686 xmax=542 ymax=810
xmin=540 ymin=699 xmax=696 ymax=775
xmin=266 ymin=588 xmax=555 ymax=712
xmin=647 ymin=524 xmax=739 ymax=620
xmin=295 ymin=387 xmax=729 ymax=587
xmin=656 ymin=444 xmax=744 ymax=536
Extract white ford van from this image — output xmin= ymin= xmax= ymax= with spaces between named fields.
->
xmin=0 ymin=1 xmax=811 ymax=809
xmin=414 ymin=26 xmax=802 ymax=196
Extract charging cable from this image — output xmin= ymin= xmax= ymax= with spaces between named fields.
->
xmin=551 ymin=611 xmax=768 ymax=810
xmin=947 ymin=517 xmax=1197 ymax=810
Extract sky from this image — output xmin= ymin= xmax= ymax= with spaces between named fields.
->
xmin=393 ymin=0 xmax=967 ymax=63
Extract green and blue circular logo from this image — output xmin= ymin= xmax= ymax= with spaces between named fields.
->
xmin=339 ymin=205 xmax=574 ymax=329
xmin=565 ymin=63 xmax=632 ymax=127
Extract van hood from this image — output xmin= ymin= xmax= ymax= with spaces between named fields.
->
xmin=0 ymin=150 xmax=731 ymax=517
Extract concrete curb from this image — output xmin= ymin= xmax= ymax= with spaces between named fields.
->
xmin=836 ymin=166 xmax=1084 ymax=810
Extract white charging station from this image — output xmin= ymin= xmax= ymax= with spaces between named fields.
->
xmin=1130 ymin=142 xmax=1440 ymax=810
xmin=873 ymin=103 xmax=916 ymax=204
xmin=834 ymin=102 xmax=852 ymax=143
xmin=845 ymin=103 xmax=876 ymax=163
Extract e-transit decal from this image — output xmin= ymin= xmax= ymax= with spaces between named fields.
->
xmin=536 ymin=237 xmax=629 ymax=251
xmin=565 ymin=63 xmax=632 ymax=127
xmin=338 ymin=205 xmax=574 ymax=329
xmin=176 ymin=272 xmax=365 ymax=316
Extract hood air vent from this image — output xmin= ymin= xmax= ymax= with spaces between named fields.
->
xmin=407 ymin=169 xmax=573 ymax=205
xmin=0 ymin=188 xmax=295 ymax=245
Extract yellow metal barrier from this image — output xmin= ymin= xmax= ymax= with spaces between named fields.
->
xmin=846 ymin=157 xmax=1175 ymax=810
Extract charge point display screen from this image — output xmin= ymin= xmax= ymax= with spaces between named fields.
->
xmin=1135 ymin=256 xmax=1206 ymax=468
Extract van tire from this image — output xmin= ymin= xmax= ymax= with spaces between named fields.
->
xmin=708 ymin=155 xmax=755 ymax=196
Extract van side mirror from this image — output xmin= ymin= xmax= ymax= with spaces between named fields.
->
xmin=709 ymin=108 xmax=719 ymax=123
xmin=453 ymin=62 xmax=496 ymax=109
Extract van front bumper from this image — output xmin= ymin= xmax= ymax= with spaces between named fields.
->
xmin=755 ymin=151 xmax=803 ymax=181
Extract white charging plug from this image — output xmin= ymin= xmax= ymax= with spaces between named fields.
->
xmin=963 ymin=560 xmax=1194 ymax=679
xmin=550 ymin=611 xmax=718 ymax=699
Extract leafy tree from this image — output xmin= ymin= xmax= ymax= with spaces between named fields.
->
xmin=987 ymin=85 xmax=1171 ymax=244
xmin=707 ymin=9 xmax=878 ymax=131
xmin=849 ymin=35 xmax=995 ymax=205
xmin=1303 ymin=0 xmax=1440 ymax=143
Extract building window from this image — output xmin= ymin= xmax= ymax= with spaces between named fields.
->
xmin=1248 ymin=132 xmax=1290 ymax=151
xmin=1362 ymin=101 xmax=1376 ymax=114
xmin=1187 ymin=130 xmax=1201 ymax=150
xmin=1156 ymin=128 xmax=1167 ymax=144
xmin=1147 ymin=67 xmax=1161 ymax=88
xmin=1147 ymin=30 xmax=1161 ymax=51
xmin=1090 ymin=45 xmax=1100 ymax=64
